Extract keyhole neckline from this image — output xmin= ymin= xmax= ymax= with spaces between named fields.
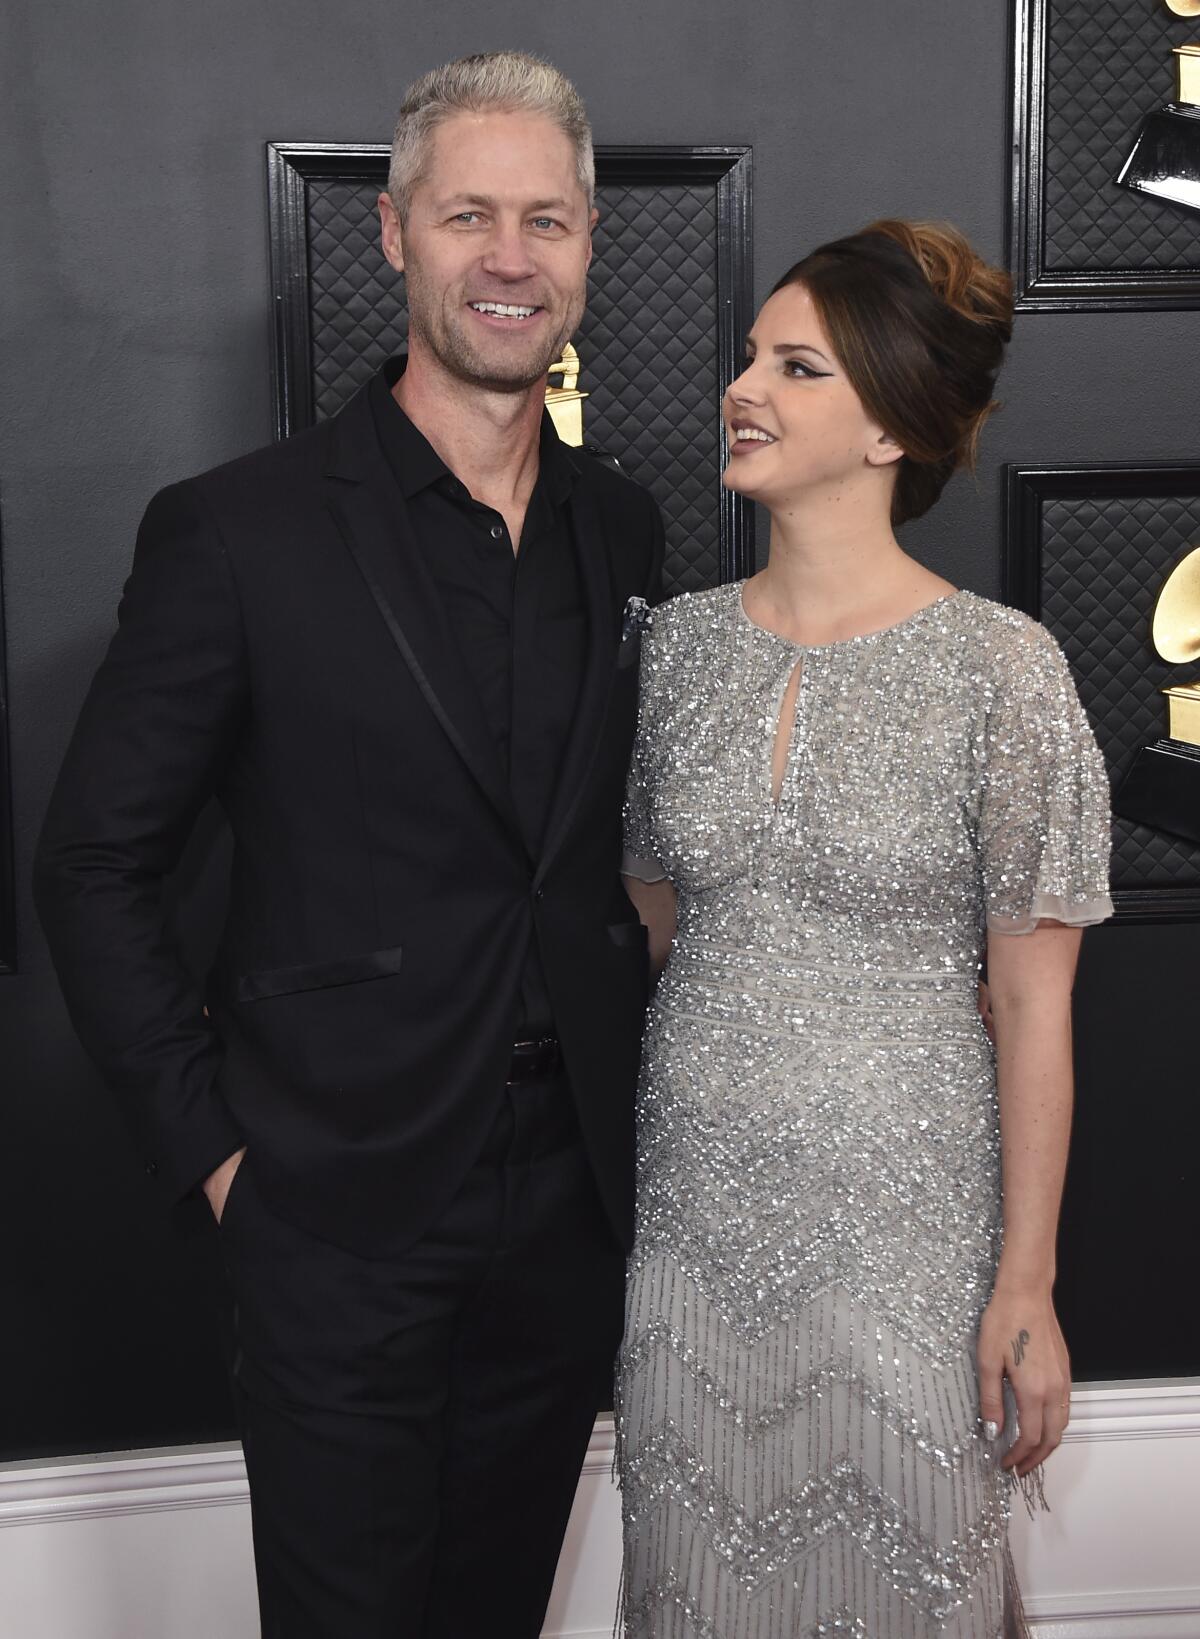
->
xmin=770 ymin=657 xmax=805 ymax=812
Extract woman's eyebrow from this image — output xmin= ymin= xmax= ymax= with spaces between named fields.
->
xmin=774 ymin=342 xmax=831 ymax=362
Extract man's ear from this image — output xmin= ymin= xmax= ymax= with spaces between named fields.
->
xmin=378 ymin=191 xmax=405 ymax=274
xmin=584 ymin=204 xmax=599 ymax=272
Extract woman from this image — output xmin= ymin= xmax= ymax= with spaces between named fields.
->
xmin=616 ymin=221 xmax=1112 ymax=1638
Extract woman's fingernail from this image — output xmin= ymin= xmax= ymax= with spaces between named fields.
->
xmin=983 ymin=1420 xmax=999 ymax=1442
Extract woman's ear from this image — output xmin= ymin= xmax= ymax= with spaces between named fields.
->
xmin=866 ymin=428 xmax=905 ymax=468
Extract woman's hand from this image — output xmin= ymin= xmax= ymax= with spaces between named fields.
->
xmin=622 ymin=874 xmax=677 ymax=976
xmin=977 ymin=1286 xmax=1071 ymax=1479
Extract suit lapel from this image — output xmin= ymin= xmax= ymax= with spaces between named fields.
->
xmin=325 ymin=388 xmax=529 ymax=858
xmin=533 ymin=489 xmax=618 ymax=890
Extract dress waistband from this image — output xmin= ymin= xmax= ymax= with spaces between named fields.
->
xmin=659 ymin=939 xmax=986 ymax=1046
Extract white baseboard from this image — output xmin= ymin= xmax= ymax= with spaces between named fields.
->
xmin=1011 ymin=1380 xmax=1200 ymax=1638
xmin=1054 ymin=1379 xmax=1200 ymax=1443
xmin=0 ymin=1445 xmax=250 ymax=1530
xmin=1 ymin=1382 xmax=1196 ymax=1639
xmin=1021 ymin=1588 xmax=1200 ymax=1639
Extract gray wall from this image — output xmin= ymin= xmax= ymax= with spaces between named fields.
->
xmin=2 ymin=0 xmax=1196 ymax=1458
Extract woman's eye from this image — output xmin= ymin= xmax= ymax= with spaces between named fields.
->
xmin=783 ymin=360 xmax=828 ymax=379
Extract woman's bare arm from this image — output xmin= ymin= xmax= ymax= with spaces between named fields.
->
xmin=977 ymin=920 xmax=1082 ymax=1478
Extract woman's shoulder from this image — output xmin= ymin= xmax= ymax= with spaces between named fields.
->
xmin=650 ymin=581 xmax=740 ymax=634
xmin=636 ymin=584 xmax=741 ymax=718
xmin=943 ymin=590 xmax=1069 ymax=671
xmin=936 ymin=591 xmax=1083 ymax=723
xmin=644 ymin=581 xmax=742 ymax=657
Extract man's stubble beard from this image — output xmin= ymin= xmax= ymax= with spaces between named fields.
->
xmin=404 ymin=265 xmax=585 ymax=395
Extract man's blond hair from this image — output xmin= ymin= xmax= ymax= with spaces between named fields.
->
xmin=388 ymin=51 xmax=594 ymax=222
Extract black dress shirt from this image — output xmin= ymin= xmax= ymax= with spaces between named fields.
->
xmin=369 ymin=358 xmax=585 ymax=1035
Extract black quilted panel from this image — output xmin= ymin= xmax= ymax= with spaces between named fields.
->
xmin=1044 ymin=0 xmax=1200 ymax=273
xmin=578 ymin=187 xmax=718 ymax=598
xmin=305 ymin=177 xmax=723 ymax=598
xmin=308 ymin=180 xmax=406 ymax=412
xmin=1040 ymin=493 xmax=1200 ymax=890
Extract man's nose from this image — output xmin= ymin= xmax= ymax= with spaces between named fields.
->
xmin=480 ymin=221 xmax=539 ymax=281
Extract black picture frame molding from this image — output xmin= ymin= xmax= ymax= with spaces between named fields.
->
xmin=1009 ymin=0 xmax=1200 ymax=313
xmin=1004 ymin=461 xmax=1200 ymax=923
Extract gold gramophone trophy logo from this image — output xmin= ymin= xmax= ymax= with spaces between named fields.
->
xmin=544 ymin=343 xmax=588 ymax=446
xmin=1114 ymin=545 xmax=1200 ymax=844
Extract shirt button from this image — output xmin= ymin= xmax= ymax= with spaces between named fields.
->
xmin=490 ymin=524 xmax=504 ymax=540
xmin=145 ymin=1160 xmax=159 ymax=1178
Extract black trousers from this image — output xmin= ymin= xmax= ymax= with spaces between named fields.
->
xmin=218 ymin=1071 xmax=627 ymax=1638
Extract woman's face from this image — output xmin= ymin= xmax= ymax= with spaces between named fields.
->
xmin=721 ymin=283 xmax=901 ymax=509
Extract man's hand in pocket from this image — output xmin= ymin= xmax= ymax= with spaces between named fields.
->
xmin=203 ymin=1147 xmax=247 ymax=1224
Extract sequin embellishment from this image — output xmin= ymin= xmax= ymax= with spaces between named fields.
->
xmin=617 ymin=584 xmax=1112 ymax=1638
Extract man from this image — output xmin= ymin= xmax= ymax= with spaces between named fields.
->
xmin=35 ymin=51 xmax=663 ymax=1638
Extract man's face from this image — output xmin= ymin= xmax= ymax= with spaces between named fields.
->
xmin=381 ymin=110 xmax=596 ymax=393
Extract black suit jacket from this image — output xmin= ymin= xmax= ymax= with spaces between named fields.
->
xmin=34 ymin=378 xmax=664 ymax=1254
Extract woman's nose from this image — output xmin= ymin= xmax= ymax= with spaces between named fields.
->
xmin=726 ymin=363 xmax=764 ymax=404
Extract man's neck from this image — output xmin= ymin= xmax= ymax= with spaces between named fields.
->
xmin=393 ymin=348 xmax=546 ymax=513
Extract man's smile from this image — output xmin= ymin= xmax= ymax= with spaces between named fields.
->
xmin=467 ymin=300 xmax=544 ymax=324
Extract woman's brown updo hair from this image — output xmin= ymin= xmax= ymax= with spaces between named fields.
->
xmin=771 ymin=221 xmax=1014 ymax=525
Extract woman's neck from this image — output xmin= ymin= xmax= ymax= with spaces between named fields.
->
xmin=748 ymin=494 xmax=955 ymax=646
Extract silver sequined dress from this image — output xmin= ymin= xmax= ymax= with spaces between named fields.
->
xmin=617 ymin=583 xmax=1112 ymax=1639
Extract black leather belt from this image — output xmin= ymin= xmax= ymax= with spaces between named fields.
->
xmin=507 ymin=1035 xmax=561 ymax=1083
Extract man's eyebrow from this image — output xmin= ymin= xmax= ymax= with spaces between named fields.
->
xmin=435 ymin=193 xmax=497 ymax=210
xmin=433 ymin=194 xmax=574 ymax=212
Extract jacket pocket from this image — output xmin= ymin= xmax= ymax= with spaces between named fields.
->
xmin=607 ymin=920 xmax=649 ymax=950
xmin=235 ymin=945 xmax=404 ymax=1003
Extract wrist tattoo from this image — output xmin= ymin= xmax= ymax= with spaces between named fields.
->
xmin=1011 ymin=1328 xmax=1030 ymax=1366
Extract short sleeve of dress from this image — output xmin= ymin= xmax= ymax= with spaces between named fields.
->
xmin=980 ymin=622 xmax=1113 ymax=935
xmin=621 ymin=637 xmax=667 ymax=885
